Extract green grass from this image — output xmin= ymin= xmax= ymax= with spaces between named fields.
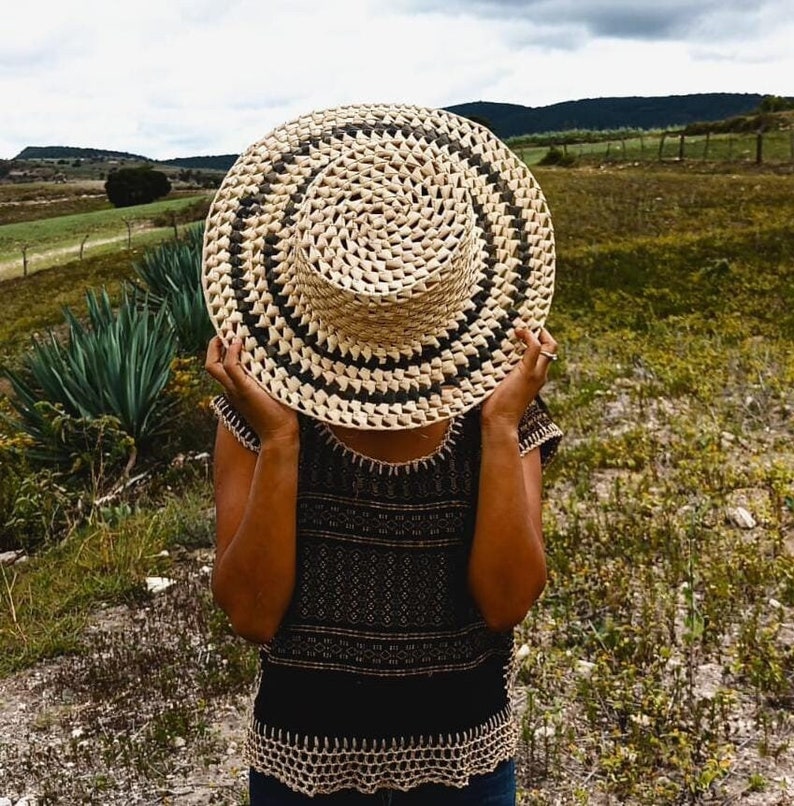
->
xmin=0 ymin=193 xmax=210 ymax=278
xmin=531 ymin=167 xmax=794 ymax=249
xmin=0 ymin=181 xmax=111 ymax=225
xmin=0 ymin=482 xmax=218 ymax=676
xmin=510 ymin=163 xmax=794 ymax=802
xmin=0 ymin=161 xmax=792 ymax=803
xmin=0 ymin=248 xmax=140 ymax=367
xmin=514 ymin=129 xmax=794 ymax=166
xmin=516 ymin=316 xmax=793 ymax=803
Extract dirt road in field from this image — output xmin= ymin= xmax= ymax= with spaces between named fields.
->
xmin=0 ymin=230 xmax=150 ymax=281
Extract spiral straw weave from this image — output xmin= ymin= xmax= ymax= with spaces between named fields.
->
xmin=202 ymin=103 xmax=555 ymax=429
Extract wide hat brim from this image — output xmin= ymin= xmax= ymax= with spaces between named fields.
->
xmin=202 ymin=103 xmax=555 ymax=430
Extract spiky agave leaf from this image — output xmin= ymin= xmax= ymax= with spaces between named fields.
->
xmin=128 ymin=224 xmax=213 ymax=354
xmin=1 ymin=289 xmax=178 ymax=462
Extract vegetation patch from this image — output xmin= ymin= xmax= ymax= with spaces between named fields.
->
xmin=0 ymin=193 xmax=210 ymax=280
xmin=0 ymin=159 xmax=792 ymax=804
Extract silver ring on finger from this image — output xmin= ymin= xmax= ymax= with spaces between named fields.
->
xmin=539 ymin=350 xmax=558 ymax=361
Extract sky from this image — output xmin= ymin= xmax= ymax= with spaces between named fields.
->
xmin=2 ymin=0 xmax=793 ymax=161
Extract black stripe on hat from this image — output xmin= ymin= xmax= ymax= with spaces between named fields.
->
xmin=224 ymin=120 xmax=546 ymax=406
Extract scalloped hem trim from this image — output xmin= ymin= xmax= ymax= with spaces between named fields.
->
xmin=245 ymin=707 xmax=519 ymax=796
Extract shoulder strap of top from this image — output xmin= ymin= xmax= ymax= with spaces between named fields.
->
xmin=210 ymin=395 xmax=261 ymax=453
xmin=518 ymin=397 xmax=563 ymax=467
xmin=212 ymin=392 xmax=562 ymax=467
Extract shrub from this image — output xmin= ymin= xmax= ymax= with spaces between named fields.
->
xmin=2 ymin=289 xmax=177 ymax=472
xmin=104 ymin=167 xmax=172 ymax=208
xmin=154 ymin=357 xmax=217 ymax=460
xmin=150 ymin=196 xmax=211 ymax=229
xmin=0 ymin=450 xmax=79 ymax=551
xmin=128 ymin=224 xmax=214 ymax=355
xmin=538 ymin=146 xmax=577 ymax=167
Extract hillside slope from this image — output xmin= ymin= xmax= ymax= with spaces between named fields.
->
xmin=446 ymin=92 xmax=770 ymax=138
xmin=11 ymin=93 xmax=786 ymax=166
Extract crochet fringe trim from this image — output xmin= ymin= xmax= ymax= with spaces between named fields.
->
xmin=210 ymin=395 xmax=260 ymax=453
xmin=210 ymin=394 xmax=467 ymax=474
xmin=519 ymin=422 xmax=563 ymax=456
xmin=245 ymin=706 xmax=519 ymax=796
xmin=212 ymin=393 xmax=561 ymax=468
xmin=519 ymin=415 xmax=563 ymax=461
xmin=318 ymin=416 xmax=464 ymax=475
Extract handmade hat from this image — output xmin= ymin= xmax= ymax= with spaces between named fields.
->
xmin=202 ymin=103 xmax=555 ymax=430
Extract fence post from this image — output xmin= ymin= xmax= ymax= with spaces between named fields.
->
xmin=122 ymin=218 xmax=132 ymax=249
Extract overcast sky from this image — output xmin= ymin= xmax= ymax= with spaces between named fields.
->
xmin=2 ymin=0 xmax=793 ymax=161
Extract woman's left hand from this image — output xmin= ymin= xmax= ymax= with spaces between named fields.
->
xmin=481 ymin=327 xmax=558 ymax=429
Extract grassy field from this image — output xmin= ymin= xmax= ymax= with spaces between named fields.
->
xmin=0 ymin=181 xmax=110 ymax=225
xmin=0 ymin=163 xmax=792 ymax=804
xmin=0 ymin=191 xmax=211 ymax=279
xmin=514 ymin=129 xmax=794 ymax=166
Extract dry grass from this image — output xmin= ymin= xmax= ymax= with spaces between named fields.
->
xmin=0 ymin=161 xmax=792 ymax=804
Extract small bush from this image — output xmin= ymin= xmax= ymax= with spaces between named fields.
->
xmin=0 ymin=458 xmax=79 ymax=551
xmin=150 ymin=196 xmax=211 ymax=228
xmin=155 ymin=357 xmax=217 ymax=459
xmin=104 ymin=167 xmax=171 ymax=208
xmin=538 ymin=146 xmax=577 ymax=167
xmin=0 ymin=438 xmax=62 ymax=550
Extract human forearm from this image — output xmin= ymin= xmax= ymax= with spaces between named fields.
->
xmin=468 ymin=423 xmax=547 ymax=631
xmin=212 ymin=433 xmax=299 ymax=643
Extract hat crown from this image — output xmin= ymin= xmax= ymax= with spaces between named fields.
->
xmin=291 ymin=144 xmax=478 ymax=345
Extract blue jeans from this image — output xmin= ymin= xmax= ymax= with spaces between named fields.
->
xmin=249 ymin=759 xmax=516 ymax=805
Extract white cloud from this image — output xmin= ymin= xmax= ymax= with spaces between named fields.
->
xmin=1 ymin=0 xmax=792 ymax=159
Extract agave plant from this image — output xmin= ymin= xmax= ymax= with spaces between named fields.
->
xmin=128 ymin=224 xmax=214 ymax=354
xmin=2 ymin=289 xmax=177 ymax=469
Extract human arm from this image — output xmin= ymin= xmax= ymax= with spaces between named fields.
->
xmin=468 ymin=328 xmax=558 ymax=631
xmin=205 ymin=336 xmax=300 ymax=644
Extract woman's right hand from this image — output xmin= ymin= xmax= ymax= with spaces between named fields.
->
xmin=204 ymin=335 xmax=298 ymax=442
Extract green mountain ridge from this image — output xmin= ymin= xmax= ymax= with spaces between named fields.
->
xmin=446 ymin=92 xmax=774 ymax=138
xmin=15 ymin=145 xmax=153 ymax=162
xmin=12 ymin=146 xmax=236 ymax=172
xmin=11 ymin=92 xmax=787 ymax=167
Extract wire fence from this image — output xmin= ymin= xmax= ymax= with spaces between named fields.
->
xmin=514 ymin=129 xmax=794 ymax=167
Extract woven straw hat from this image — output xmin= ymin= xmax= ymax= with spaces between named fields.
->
xmin=202 ymin=103 xmax=555 ymax=430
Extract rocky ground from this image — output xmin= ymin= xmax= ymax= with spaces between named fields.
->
xmin=1 ymin=388 xmax=792 ymax=805
xmin=0 ymin=551 xmax=253 ymax=805
xmin=1 ymin=547 xmax=791 ymax=805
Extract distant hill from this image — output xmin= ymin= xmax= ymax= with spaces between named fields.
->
xmin=161 ymin=155 xmax=238 ymax=172
xmin=12 ymin=93 xmax=788 ymax=167
xmin=445 ymin=93 xmax=773 ymax=139
xmin=15 ymin=145 xmax=152 ymax=162
xmin=12 ymin=146 xmax=236 ymax=173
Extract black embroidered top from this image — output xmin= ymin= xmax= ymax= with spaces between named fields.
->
xmin=212 ymin=396 xmax=562 ymax=796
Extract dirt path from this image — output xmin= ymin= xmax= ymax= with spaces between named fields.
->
xmin=0 ymin=230 xmax=149 ymax=281
xmin=0 ymin=192 xmax=106 ymax=209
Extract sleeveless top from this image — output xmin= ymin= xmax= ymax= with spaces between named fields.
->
xmin=212 ymin=396 xmax=562 ymax=796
